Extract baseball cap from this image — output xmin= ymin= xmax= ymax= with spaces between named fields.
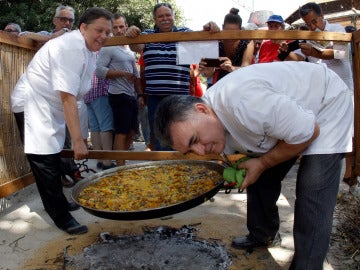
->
xmin=266 ymin=15 xmax=284 ymax=24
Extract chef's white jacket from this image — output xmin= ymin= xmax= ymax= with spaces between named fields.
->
xmin=20 ymin=30 xmax=95 ymax=154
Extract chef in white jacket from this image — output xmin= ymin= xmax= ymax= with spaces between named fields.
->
xmin=12 ymin=7 xmax=113 ymax=235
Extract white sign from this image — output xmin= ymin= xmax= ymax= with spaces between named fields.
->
xmin=177 ymin=41 xmax=219 ymax=65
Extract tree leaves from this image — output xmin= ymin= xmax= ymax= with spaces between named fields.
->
xmin=0 ymin=0 xmax=184 ymax=33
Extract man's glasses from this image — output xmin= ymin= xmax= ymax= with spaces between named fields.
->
xmin=56 ymin=17 xmax=74 ymax=24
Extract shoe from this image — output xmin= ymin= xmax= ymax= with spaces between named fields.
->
xmin=59 ymin=218 xmax=88 ymax=235
xmin=68 ymin=202 xmax=80 ymax=211
xmin=96 ymin=162 xmax=103 ymax=169
xmin=231 ymin=232 xmax=281 ymax=249
xmin=102 ymin=162 xmax=117 ymax=170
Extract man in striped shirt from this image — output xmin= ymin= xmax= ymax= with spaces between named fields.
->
xmin=125 ymin=2 xmax=220 ymax=150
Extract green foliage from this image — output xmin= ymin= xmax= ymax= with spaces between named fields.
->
xmin=0 ymin=0 xmax=185 ymax=32
xmin=0 ymin=0 xmax=57 ymax=32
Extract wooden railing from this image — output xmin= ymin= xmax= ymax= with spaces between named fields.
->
xmin=0 ymin=32 xmax=36 ymax=197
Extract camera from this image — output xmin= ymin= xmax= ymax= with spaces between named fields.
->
xmin=277 ymin=40 xmax=305 ymax=61
xmin=287 ymin=40 xmax=305 ymax=51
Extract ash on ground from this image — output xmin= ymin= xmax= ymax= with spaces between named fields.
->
xmin=64 ymin=224 xmax=232 ymax=270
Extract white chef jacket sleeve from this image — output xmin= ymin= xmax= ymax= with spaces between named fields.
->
xmin=49 ymin=47 xmax=85 ymax=96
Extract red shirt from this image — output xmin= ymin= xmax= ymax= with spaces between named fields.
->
xmin=258 ymin=40 xmax=281 ymax=63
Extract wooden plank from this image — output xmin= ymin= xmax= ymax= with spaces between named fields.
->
xmin=0 ymin=31 xmax=37 ymax=50
xmin=0 ymin=173 xmax=34 ymax=198
xmin=61 ymin=150 xmax=245 ymax=163
xmin=352 ymin=30 xmax=360 ymax=44
xmin=352 ymin=31 xmax=360 ymax=177
xmin=105 ymin=30 xmax=352 ymax=46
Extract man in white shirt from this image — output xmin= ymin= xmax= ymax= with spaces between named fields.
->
xmin=294 ymin=2 xmax=355 ymax=191
xmin=291 ymin=2 xmax=353 ymax=91
xmin=154 ymin=62 xmax=353 ymax=269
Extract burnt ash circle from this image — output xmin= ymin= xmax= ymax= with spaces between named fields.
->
xmin=64 ymin=225 xmax=232 ymax=270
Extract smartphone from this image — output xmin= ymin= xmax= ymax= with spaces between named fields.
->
xmin=287 ymin=40 xmax=300 ymax=51
xmin=202 ymin=58 xmax=224 ymax=67
xmin=287 ymin=40 xmax=306 ymax=51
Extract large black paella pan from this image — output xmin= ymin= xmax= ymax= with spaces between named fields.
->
xmin=71 ymin=160 xmax=225 ymax=220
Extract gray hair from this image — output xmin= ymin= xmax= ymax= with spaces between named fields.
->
xmin=55 ymin=5 xmax=75 ymax=17
xmin=155 ymin=95 xmax=205 ymax=147
xmin=153 ymin=3 xmax=173 ymax=17
xmin=5 ymin=23 xmax=21 ymax=33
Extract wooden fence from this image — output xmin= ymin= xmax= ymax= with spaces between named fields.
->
xmin=0 ymin=32 xmax=36 ymax=197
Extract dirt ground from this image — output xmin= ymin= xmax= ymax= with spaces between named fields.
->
xmin=0 ymin=146 xmax=359 ymax=270
xmin=19 ymin=191 xmax=292 ymax=270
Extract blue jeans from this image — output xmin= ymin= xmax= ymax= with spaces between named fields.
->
xmin=86 ymin=96 xmax=113 ymax=132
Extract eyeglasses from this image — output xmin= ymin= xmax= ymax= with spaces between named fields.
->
xmin=56 ymin=16 xmax=74 ymax=24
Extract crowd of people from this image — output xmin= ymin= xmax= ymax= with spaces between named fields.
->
xmin=5 ymin=1 xmax=358 ymax=269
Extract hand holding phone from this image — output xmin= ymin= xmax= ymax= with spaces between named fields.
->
xmin=202 ymin=58 xmax=225 ymax=67
xmin=277 ymin=40 xmax=305 ymax=61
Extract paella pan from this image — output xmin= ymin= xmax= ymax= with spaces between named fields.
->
xmin=72 ymin=160 xmax=225 ymax=220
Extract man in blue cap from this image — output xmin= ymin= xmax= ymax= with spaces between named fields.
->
xmin=258 ymin=14 xmax=296 ymax=62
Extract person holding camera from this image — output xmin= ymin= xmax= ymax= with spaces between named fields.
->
xmin=282 ymin=2 xmax=355 ymax=191
xmin=257 ymin=14 xmax=299 ymax=63
xmin=198 ymin=8 xmax=254 ymax=87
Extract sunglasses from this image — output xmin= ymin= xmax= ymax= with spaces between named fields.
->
xmin=56 ymin=16 xmax=74 ymax=24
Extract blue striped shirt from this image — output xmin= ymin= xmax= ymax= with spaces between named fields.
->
xmin=142 ymin=26 xmax=191 ymax=95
